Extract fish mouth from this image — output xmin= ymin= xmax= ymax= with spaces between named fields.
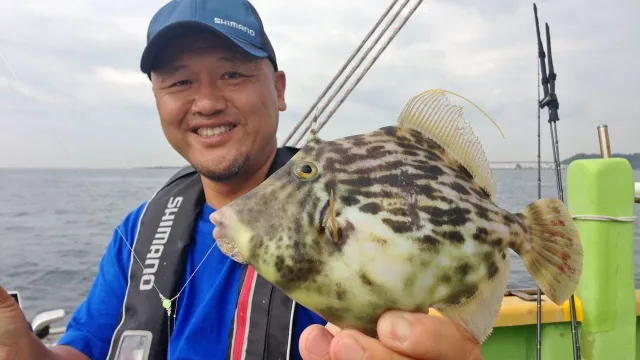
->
xmin=210 ymin=207 xmax=247 ymax=263
xmin=210 ymin=211 xmax=225 ymax=241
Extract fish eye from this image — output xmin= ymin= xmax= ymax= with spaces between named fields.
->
xmin=293 ymin=161 xmax=319 ymax=181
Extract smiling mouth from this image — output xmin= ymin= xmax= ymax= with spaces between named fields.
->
xmin=194 ymin=125 xmax=237 ymax=137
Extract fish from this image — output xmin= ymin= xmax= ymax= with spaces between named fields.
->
xmin=210 ymin=89 xmax=583 ymax=343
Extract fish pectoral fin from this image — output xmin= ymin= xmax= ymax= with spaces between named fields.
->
xmin=329 ymin=190 xmax=340 ymax=242
xmin=432 ymin=258 xmax=510 ymax=344
xmin=321 ymin=190 xmax=343 ymax=243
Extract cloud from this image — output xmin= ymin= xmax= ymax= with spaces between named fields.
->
xmin=0 ymin=0 xmax=638 ymax=168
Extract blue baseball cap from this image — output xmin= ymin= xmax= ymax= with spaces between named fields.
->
xmin=140 ymin=0 xmax=278 ymax=74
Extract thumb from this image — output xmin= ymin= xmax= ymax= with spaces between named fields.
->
xmin=0 ymin=286 xmax=39 ymax=356
xmin=0 ymin=285 xmax=21 ymax=314
xmin=0 ymin=285 xmax=29 ymax=332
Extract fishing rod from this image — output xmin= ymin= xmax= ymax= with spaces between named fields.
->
xmin=310 ymin=0 xmax=424 ymax=140
xmin=533 ymin=3 xmax=582 ymax=360
xmin=289 ymin=0 xmax=413 ymax=147
xmin=281 ymin=0 xmax=403 ymax=146
xmin=536 ymin=58 xmax=542 ymax=360
xmin=284 ymin=0 xmax=424 ymax=147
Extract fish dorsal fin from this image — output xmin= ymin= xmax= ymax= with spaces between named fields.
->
xmin=396 ymin=89 xmax=500 ymax=201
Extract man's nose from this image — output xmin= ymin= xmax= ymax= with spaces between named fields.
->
xmin=192 ymin=81 xmax=227 ymax=116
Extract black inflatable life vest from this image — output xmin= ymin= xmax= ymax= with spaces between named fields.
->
xmin=106 ymin=146 xmax=300 ymax=360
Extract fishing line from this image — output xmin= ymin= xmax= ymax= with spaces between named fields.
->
xmin=0 ymin=48 xmax=220 ymax=353
xmin=0 ymin=49 xmax=155 ymax=283
xmin=3 ymin=1 xmax=423 ymax=353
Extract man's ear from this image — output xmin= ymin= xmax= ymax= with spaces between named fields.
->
xmin=274 ymin=70 xmax=287 ymax=111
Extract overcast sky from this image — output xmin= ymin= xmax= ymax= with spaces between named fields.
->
xmin=0 ymin=0 xmax=638 ymax=168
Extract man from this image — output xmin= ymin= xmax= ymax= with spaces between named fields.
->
xmin=0 ymin=0 xmax=482 ymax=359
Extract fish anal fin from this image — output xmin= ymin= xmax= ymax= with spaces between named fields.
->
xmin=432 ymin=256 xmax=510 ymax=343
xmin=396 ymin=89 xmax=496 ymax=201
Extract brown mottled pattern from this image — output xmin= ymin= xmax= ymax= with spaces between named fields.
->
xmin=214 ymin=125 xmax=531 ymax=338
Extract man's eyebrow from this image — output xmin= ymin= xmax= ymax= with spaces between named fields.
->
xmin=152 ymin=52 xmax=259 ymax=79
xmin=219 ymin=53 xmax=258 ymax=64
xmin=155 ymin=63 xmax=188 ymax=75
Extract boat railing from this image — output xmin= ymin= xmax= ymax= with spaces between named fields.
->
xmin=31 ymin=309 xmax=67 ymax=345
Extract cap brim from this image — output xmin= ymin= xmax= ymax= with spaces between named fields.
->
xmin=140 ymin=21 xmax=269 ymax=74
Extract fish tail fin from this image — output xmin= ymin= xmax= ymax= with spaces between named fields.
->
xmin=517 ymin=198 xmax=583 ymax=305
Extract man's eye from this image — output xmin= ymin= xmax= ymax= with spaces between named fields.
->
xmin=222 ymin=72 xmax=243 ymax=80
xmin=170 ymin=80 xmax=191 ymax=87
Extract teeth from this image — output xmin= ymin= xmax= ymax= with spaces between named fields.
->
xmin=197 ymin=125 xmax=235 ymax=137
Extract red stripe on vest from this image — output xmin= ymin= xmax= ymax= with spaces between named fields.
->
xmin=232 ymin=266 xmax=256 ymax=360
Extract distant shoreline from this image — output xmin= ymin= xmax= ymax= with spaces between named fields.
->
xmin=561 ymin=152 xmax=640 ymax=169
xmin=136 ymin=166 xmax=186 ymax=170
xmin=2 ymin=153 xmax=639 ymax=170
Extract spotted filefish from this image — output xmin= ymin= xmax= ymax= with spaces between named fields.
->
xmin=210 ymin=89 xmax=583 ymax=343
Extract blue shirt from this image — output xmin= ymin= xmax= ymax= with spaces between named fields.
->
xmin=58 ymin=201 xmax=327 ymax=359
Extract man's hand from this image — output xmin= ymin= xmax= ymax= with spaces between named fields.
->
xmin=0 ymin=285 xmax=39 ymax=359
xmin=0 ymin=286 xmax=87 ymax=360
xmin=299 ymin=310 xmax=482 ymax=360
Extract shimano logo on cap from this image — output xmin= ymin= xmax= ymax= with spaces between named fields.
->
xmin=214 ymin=17 xmax=256 ymax=37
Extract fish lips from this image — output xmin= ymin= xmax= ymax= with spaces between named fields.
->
xmin=210 ymin=210 xmax=223 ymax=231
xmin=210 ymin=208 xmax=247 ymax=263
xmin=210 ymin=213 xmax=224 ymax=240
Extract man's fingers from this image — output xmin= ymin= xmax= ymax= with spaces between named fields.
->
xmin=376 ymin=311 xmax=482 ymax=360
xmin=328 ymin=329 xmax=412 ymax=360
xmin=325 ymin=322 xmax=342 ymax=336
xmin=300 ymin=325 xmax=411 ymax=360
xmin=302 ymin=312 xmax=482 ymax=360
xmin=299 ymin=324 xmax=335 ymax=360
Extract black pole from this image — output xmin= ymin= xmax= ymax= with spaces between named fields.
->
xmin=533 ymin=3 xmax=581 ymax=360
xmin=536 ymin=56 xmax=543 ymax=360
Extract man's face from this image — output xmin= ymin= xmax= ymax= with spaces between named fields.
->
xmin=150 ymin=32 xmax=287 ymax=182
